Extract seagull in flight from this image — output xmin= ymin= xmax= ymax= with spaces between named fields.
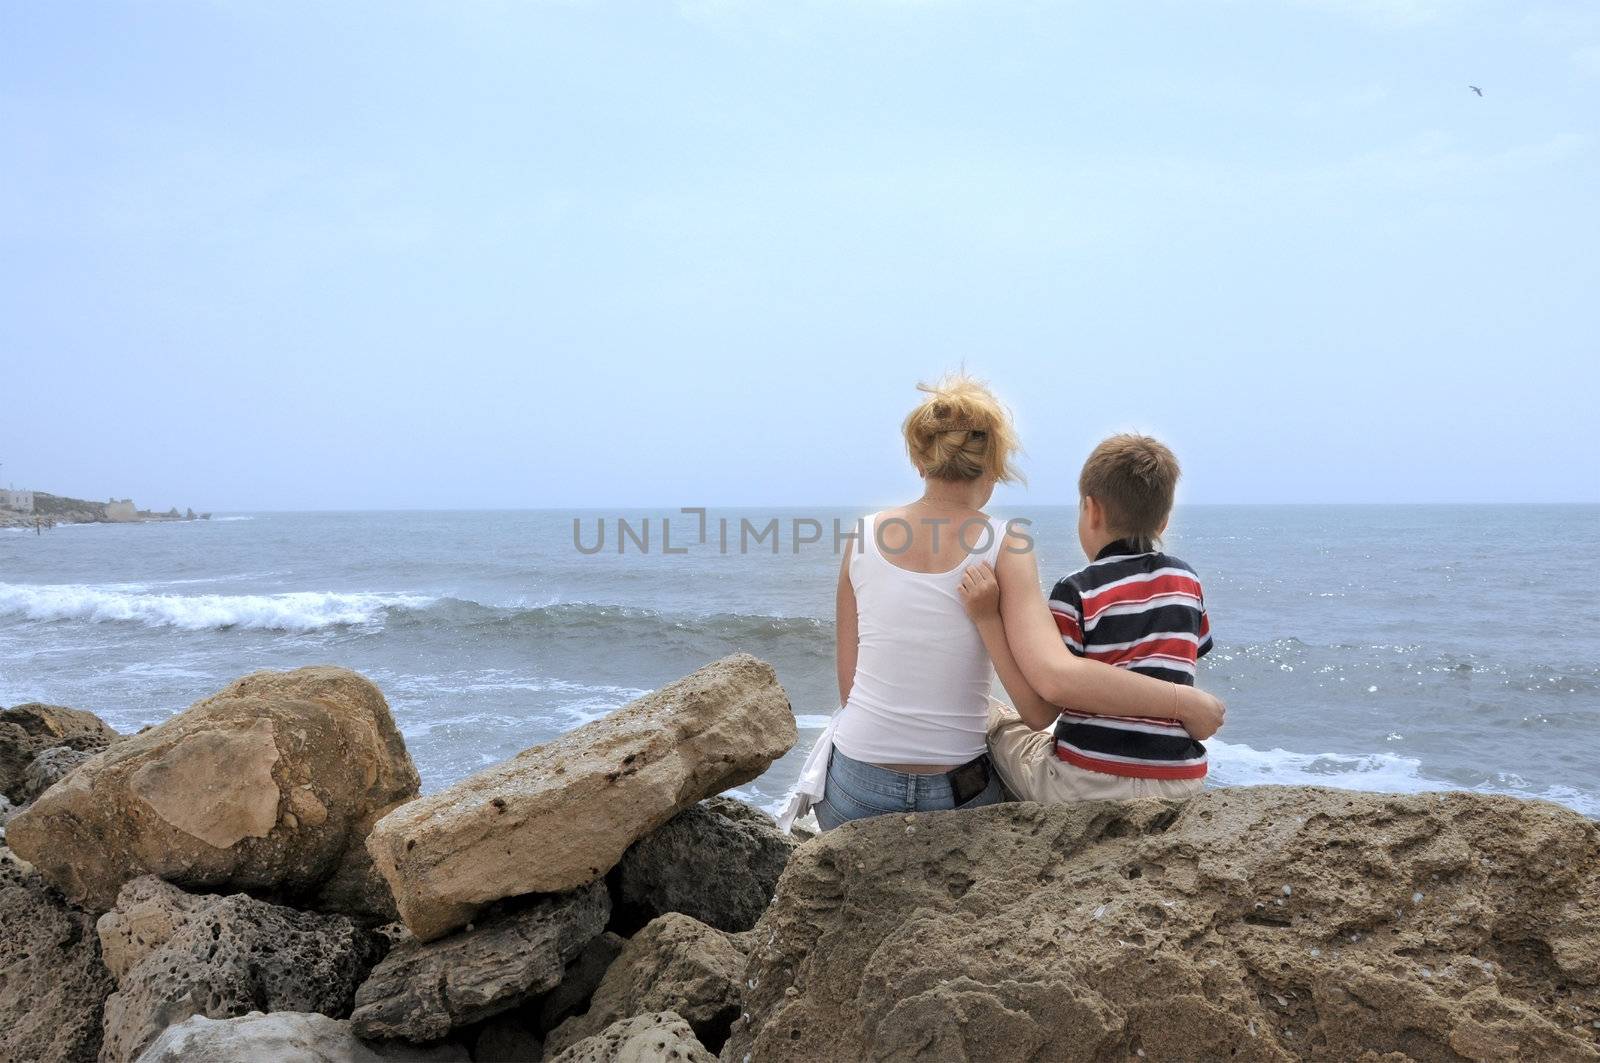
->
xmin=1469 ymin=85 xmax=1483 ymax=96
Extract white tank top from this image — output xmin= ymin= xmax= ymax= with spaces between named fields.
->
xmin=831 ymin=511 xmax=1007 ymax=766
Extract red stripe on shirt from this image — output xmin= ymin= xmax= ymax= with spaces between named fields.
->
xmin=1087 ymin=637 xmax=1202 ymax=668
xmin=1056 ymin=743 xmax=1209 ymax=780
xmin=1050 ymin=606 xmax=1082 ymax=643
xmin=1081 ymin=573 xmax=1203 ymax=622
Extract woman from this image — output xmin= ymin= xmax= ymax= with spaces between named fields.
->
xmin=780 ymin=374 xmax=1224 ymax=831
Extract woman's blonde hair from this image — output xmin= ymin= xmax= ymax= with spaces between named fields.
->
xmin=902 ymin=373 xmax=1023 ymax=484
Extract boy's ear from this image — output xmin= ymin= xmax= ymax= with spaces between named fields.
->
xmin=1083 ymin=495 xmax=1103 ymax=529
xmin=1157 ymin=515 xmax=1170 ymax=537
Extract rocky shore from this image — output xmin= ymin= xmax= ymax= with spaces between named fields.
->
xmin=0 ymin=492 xmax=209 ymax=530
xmin=2 ymin=657 xmax=1597 ymax=1062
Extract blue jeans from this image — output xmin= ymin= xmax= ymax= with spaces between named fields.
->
xmin=814 ymin=747 xmax=1004 ymax=831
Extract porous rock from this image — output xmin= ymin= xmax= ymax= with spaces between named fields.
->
xmin=132 ymin=1011 xmax=469 ymax=1063
xmin=618 ymin=795 xmax=796 ymax=933
xmin=0 ymin=847 xmax=116 ymax=1063
xmin=545 ymin=913 xmax=750 ymax=1057
xmin=0 ymin=702 xmax=119 ymax=803
xmin=21 ymin=743 xmax=96 ymax=803
xmin=367 ymin=654 xmax=795 ymax=941
xmin=350 ymin=880 xmax=610 ymax=1043
xmin=726 ymin=787 xmax=1600 ymax=1063
xmin=548 ymin=1011 xmax=715 ymax=1063
xmin=97 ymin=876 xmax=386 ymax=1063
xmin=7 ymin=667 xmax=419 ymax=915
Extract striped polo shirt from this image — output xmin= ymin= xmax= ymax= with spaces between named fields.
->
xmin=1047 ymin=540 xmax=1213 ymax=780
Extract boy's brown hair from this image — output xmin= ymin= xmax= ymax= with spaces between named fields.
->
xmin=1079 ymin=433 xmax=1180 ymax=551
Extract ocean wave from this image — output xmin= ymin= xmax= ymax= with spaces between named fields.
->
xmin=0 ymin=582 xmax=434 ymax=633
xmin=391 ymin=597 xmax=833 ymax=647
xmin=0 ymin=583 xmax=832 ymax=642
xmin=1207 ymin=737 xmax=1600 ymax=818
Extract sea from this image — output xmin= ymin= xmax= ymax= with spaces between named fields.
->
xmin=2 ymin=505 xmax=1596 ymax=819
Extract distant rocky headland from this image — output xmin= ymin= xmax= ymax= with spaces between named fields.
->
xmin=2 ymin=656 xmax=1597 ymax=1062
xmin=0 ymin=490 xmax=209 ymax=530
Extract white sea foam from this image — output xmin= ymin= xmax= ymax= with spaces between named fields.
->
xmin=379 ymin=668 xmax=647 ymax=701
xmin=0 ymin=582 xmax=432 ymax=633
xmin=118 ymin=661 xmax=215 ymax=681
xmin=1208 ymin=737 xmax=1600 ymax=818
xmin=149 ymin=571 xmax=284 ymax=587
xmin=553 ymin=693 xmax=642 ymax=727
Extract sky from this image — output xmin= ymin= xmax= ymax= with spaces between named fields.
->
xmin=2 ymin=0 xmax=1597 ymax=511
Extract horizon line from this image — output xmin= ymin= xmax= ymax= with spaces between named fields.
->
xmin=179 ymin=500 xmax=1600 ymax=514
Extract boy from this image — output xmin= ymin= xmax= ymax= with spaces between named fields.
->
xmin=960 ymin=433 xmax=1214 ymax=800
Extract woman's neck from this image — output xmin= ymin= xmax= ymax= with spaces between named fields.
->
xmin=916 ymin=480 xmax=987 ymax=512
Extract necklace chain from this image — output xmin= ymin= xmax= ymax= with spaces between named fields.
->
xmin=916 ymin=494 xmax=975 ymax=510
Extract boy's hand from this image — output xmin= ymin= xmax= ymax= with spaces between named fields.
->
xmin=959 ymin=562 xmax=1001 ymax=622
xmin=1177 ymin=688 xmax=1227 ymax=740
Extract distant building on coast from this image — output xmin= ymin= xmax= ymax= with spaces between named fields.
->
xmin=0 ymin=489 xmax=34 ymax=513
xmin=105 ymin=498 xmax=138 ymax=521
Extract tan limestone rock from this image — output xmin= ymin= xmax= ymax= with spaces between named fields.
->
xmin=7 ymin=667 xmax=419 ymax=915
xmin=367 ymin=654 xmax=794 ymax=941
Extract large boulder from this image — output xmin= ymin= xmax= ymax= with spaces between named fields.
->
xmin=350 ymin=880 xmax=610 ymax=1043
xmin=0 ymin=847 xmax=116 ymax=1063
xmin=545 ymin=913 xmax=750 ymax=1057
xmin=7 ymin=667 xmax=419 ymax=914
xmin=617 ymin=795 xmax=796 ymax=933
xmin=133 ymin=1012 xmax=469 ymax=1063
xmin=97 ymin=876 xmax=387 ymax=1063
xmin=548 ymin=1011 xmax=715 ymax=1063
xmin=726 ymin=788 xmax=1600 ymax=1063
xmin=0 ymin=702 xmax=119 ymax=803
xmin=368 ymin=654 xmax=795 ymax=941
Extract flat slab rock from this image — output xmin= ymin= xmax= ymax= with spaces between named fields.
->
xmin=725 ymin=787 xmax=1600 ymax=1063
xmin=350 ymin=880 xmax=610 ymax=1043
xmin=367 ymin=653 xmax=796 ymax=941
xmin=134 ymin=1011 xmax=469 ymax=1063
xmin=549 ymin=1011 xmax=715 ymax=1063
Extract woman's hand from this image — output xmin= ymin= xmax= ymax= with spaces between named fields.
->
xmin=959 ymin=562 xmax=1002 ymax=623
xmin=1175 ymin=687 xmax=1227 ymax=740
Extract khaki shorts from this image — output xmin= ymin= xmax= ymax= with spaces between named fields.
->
xmin=985 ymin=700 xmax=1205 ymax=804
